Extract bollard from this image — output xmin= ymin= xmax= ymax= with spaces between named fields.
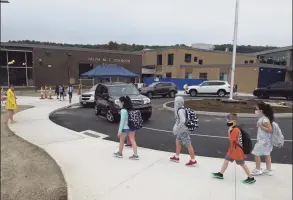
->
xmin=48 ymin=86 xmax=53 ymax=99
xmin=40 ymin=86 xmax=44 ymax=99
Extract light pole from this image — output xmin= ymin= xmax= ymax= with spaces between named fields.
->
xmin=229 ymin=0 xmax=239 ymax=100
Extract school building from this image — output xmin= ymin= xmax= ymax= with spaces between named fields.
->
xmin=142 ymin=46 xmax=292 ymax=93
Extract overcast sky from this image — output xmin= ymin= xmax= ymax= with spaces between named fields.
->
xmin=1 ymin=0 xmax=292 ymax=47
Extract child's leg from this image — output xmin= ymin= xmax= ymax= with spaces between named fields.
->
xmin=186 ymin=144 xmax=195 ymax=160
xmin=220 ymin=159 xmax=229 ymax=174
xmin=255 ymin=155 xmax=262 ymax=169
xmin=265 ymin=155 xmax=272 ymax=170
xmin=127 ymin=135 xmax=132 ymax=145
xmin=129 ymin=132 xmax=138 ymax=155
xmin=118 ymin=134 xmax=126 ymax=153
xmin=175 ymin=139 xmax=182 ymax=156
xmin=240 ymin=163 xmax=253 ymax=178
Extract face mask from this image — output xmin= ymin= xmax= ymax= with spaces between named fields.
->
xmin=227 ymin=122 xmax=234 ymax=127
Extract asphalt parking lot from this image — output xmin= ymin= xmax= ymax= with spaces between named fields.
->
xmin=50 ymin=96 xmax=293 ymax=164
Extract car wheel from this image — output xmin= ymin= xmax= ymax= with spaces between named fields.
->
xmin=106 ymin=109 xmax=116 ymax=123
xmin=147 ymin=92 xmax=153 ymax=99
xmin=94 ymin=104 xmax=101 ymax=116
xmin=169 ymin=91 xmax=176 ymax=98
xmin=190 ymin=90 xmax=197 ymax=97
xmin=142 ymin=113 xmax=152 ymax=121
xmin=217 ymin=90 xmax=226 ymax=97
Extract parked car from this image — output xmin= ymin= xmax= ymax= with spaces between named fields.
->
xmin=94 ymin=82 xmax=152 ymax=122
xmin=79 ymin=84 xmax=97 ymax=107
xmin=253 ymin=82 xmax=292 ymax=100
xmin=185 ymin=80 xmax=231 ymax=97
xmin=139 ymin=82 xmax=178 ymax=98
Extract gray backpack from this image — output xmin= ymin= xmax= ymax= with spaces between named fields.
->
xmin=271 ymin=122 xmax=284 ymax=148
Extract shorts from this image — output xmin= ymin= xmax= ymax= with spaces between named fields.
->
xmin=176 ymin=131 xmax=191 ymax=146
xmin=121 ymin=129 xmax=135 ymax=136
xmin=225 ymin=155 xmax=245 ymax=165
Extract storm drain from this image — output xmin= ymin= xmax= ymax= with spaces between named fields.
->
xmin=82 ymin=131 xmax=101 ymax=138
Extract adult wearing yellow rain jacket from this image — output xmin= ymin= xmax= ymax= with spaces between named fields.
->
xmin=5 ymin=85 xmax=17 ymax=123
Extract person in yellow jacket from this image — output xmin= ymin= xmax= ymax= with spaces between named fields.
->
xmin=5 ymin=85 xmax=17 ymax=123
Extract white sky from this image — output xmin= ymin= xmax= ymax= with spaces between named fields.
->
xmin=1 ymin=0 xmax=292 ymax=46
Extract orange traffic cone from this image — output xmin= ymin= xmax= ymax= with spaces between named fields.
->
xmin=40 ymin=86 xmax=44 ymax=99
xmin=44 ymin=86 xmax=48 ymax=99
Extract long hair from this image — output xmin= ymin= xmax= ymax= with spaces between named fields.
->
xmin=119 ymin=96 xmax=133 ymax=110
xmin=257 ymin=101 xmax=275 ymax=123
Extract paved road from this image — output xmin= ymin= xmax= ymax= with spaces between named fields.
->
xmin=50 ymin=97 xmax=292 ymax=164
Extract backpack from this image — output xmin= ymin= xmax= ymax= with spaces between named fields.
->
xmin=177 ymin=108 xmax=199 ymax=131
xmin=234 ymin=125 xmax=253 ymax=155
xmin=271 ymin=122 xmax=284 ymax=148
xmin=128 ymin=110 xmax=143 ymax=130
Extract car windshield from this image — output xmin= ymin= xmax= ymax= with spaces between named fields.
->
xmin=89 ymin=85 xmax=98 ymax=91
xmin=108 ymin=85 xmax=139 ymax=96
xmin=148 ymin=82 xmax=158 ymax=87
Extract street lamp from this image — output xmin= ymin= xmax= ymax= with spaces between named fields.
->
xmin=229 ymin=0 xmax=239 ymax=100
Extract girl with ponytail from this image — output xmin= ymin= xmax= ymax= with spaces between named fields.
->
xmin=251 ymin=102 xmax=275 ymax=176
xmin=113 ymin=96 xmax=139 ymax=160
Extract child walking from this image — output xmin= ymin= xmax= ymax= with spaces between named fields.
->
xmin=212 ymin=113 xmax=256 ymax=184
xmin=170 ymin=96 xmax=197 ymax=166
xmin=251 ymin=102 xmax=274 ymax=176
xmin=114 ymin=96 xmax=139 ymax=160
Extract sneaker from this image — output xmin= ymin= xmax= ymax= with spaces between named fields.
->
xmin=129 ymin=155 xmax=139 ymax=160
xmin=251 ymin=168 xmax=263 ymax=176
xmin=113 ymin=152 xmax=123 ymax=158
xmin=263 ymin=169 xmax=273 ymax=176
xmin=185 ymin=160 xmax=197 ymax=167
xmin=170 ymin=156 xmax=180 ymax=162
xmin=212 ymin=172 xmax=224 ymax=179
xmin=242 ymin=177 xmax=256 ymax=184
xmin=125 ymin=144 xmax=132 ymax=147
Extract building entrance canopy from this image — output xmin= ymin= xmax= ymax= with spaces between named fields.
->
xmin=80 ymin=65 xmax=138 ymax=79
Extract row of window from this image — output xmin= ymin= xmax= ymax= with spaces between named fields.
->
xmin=156 ymin=54 xmax=204 ymax=66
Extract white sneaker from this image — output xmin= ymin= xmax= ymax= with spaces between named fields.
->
xmin=251 ymin=168 xmax=263 ymax=176
xmin=263 ymin=169 xmax=273 ymax=176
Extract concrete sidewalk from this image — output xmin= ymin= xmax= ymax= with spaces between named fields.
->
xmin=8 ymin=96 xmax=292 ymax=200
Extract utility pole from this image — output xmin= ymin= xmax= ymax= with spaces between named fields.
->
xmin=229 ymin=0 xmax=239 ymax=100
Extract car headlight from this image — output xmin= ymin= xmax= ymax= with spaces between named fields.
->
xmin=143 ymin=97 xmax=151 ymax=104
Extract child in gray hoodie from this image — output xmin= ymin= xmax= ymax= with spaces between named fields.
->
xmin=170 ymin=96 xmax=197 ymax=166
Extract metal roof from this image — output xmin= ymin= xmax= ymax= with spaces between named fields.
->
xmin=254 ymin=46 xmax=293 ymax=56
xmin=0 ymin=42 xmax=141 ymax=55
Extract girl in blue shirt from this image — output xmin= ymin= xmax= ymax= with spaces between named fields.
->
xmin=114 ymin=96 xmax=139 ymax=160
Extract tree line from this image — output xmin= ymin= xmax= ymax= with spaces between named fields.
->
xmin=7 ymin=40 xmax=277 ymax=53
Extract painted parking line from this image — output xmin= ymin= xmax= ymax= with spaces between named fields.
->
xmin=143 ymin=126 xmax=293 ymax=142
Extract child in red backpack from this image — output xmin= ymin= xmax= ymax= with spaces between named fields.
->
xmin=212 ymin=113 xmax=256 ymax=184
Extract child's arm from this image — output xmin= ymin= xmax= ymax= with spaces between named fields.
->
xmin=118 ymin=109 xmax=127 ymax=133
xmin=229 ymin=128 xmax=239 ymax=143
xmin=257 ymin=118 xmax=273 ymax=133
xmin=173 ymin=109 xmax=186 ymax=135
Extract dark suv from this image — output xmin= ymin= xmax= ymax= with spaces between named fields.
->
xmin=94 ymin=82 xmax=152 ymax=122
xmin=253 ymin=82 xmax=292 ymax=100
xmin=140 ymin=82 xmax=178 ymax=98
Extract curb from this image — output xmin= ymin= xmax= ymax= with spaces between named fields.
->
xmin=163 ymin=100 xmax=292 ymax=118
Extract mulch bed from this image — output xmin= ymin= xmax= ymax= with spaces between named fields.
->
xmin=167 ymin=99 xmax=292 ymax=113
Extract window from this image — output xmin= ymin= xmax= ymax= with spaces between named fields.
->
xmin=185 ymin=54 xmax=192 ymax=63
xmin=249 ymin=60 xmax=254 ymax=64
xmin=166 ymin=72 xmax=172 ymax=78
xmin=108 ymin=85 xmax=139 ymax=96
xmin=8 ymin=68 xmax=27 ymax=86
xmin=157 ymin=54 xmax=162 ymax=65
xmin=199 ymin=59 xmax=203 ymax=65
xmin=200 ymin=82 xmax=210 ymax=86
xmin=194 ymin=57 xmax=198 ymax=62
xmin=209 ymin=81 xmax=225 ymax=86
xmin=162 ymin=83 xmax=172 ymax=87
xmin=185 ymin=72 xmax=192 ymax=79
xmin=167 ymin=54 xmax=174 ymax=65
xmin=219 ymin=72 xmax=228 ymax=81
xmin=199 ymin=73 xmax=207 ymax=79
xmin=27 ymin=68 xmax=34 ymax=86
xmin=0 ymin=67 xmax=8 ymax=86
xmin=244 ymin=60 xmax=248 ymax=64
xmin=79 ymin=63 xmax=93 ymax=77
